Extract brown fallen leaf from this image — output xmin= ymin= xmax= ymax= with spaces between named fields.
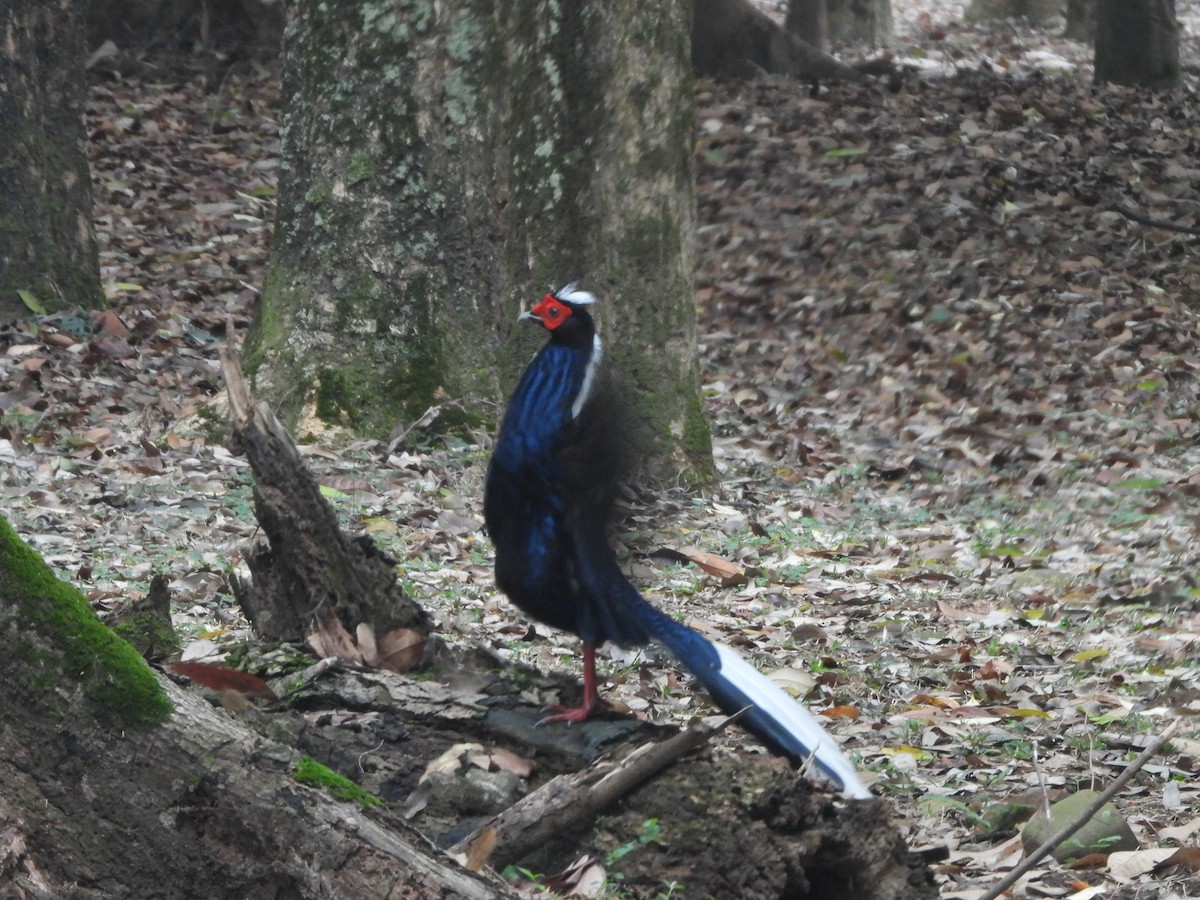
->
xmin=83 ymin=426 xmax=113 ymax=446
xmin=653 ymin=546 xmax=747 ymax=586
xmin=374 ymin=627 xmax=425 ymax=673
xmin=1151 ymin=846 xmax=1200 ymax=875
xmin=911 ymin=693 xmax=960 ymax=709
xmin=935 ymin=600 xmax=979 ymax=622
xmin=420 ymin=743 xmax=483 ymax=783
xmin=489 ymin=746 xmax=536 ymax=779
xmin=93 ymin=309 xmax=129 ymax=337
xmin=821 ymin=705 xmax=861 ymax=720
xmin=354 ymin=622 xmax=379 ymax=666
xmin=40 ymin=330 xmax=75 ymax=348
xmin=461 ymin=826 xmax=497 ymax=872
xmin=543 ymin=855 xmax=606 ymax=898
xmin=308 ymin=610 xmax=424 ymax=674
xmin=467 ymin=752 xmax=492 ymax=771
xmin=308 ymin=606 xmax=362 ymax=662
xmin=163 ymin=661 xmax=276 ymax=700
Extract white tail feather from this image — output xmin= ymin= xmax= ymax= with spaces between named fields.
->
xmin=713 ymin=645 xmax=872 ymax=799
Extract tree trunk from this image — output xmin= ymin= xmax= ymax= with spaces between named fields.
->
xmin=786 ymin=0 xmax=829 ymax=51
xmin=249 ymin=0 xmax=710 ymax=480
xmin=1094 ymin=0 xmax=1180 ymax=87
xmin=964 ymin=0 xmax=1064 ymax=26
xmin=693 ymin=0 xmax=866 ymax=81
xmin=0 ymin=0 xmax=102 ymax=319
xmin=0 ymin=515 xmax=499 ymax=897
xmin=1064 ymin=0 xmax=1096 ymax=41
xmin=827 ymin=0 xmax=893 ymax=47
xmin=86 ymin=0 xmax=284 ymax=56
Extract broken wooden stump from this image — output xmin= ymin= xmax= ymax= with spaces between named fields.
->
xmin=219 ymin=337 xmax=431 ymax=644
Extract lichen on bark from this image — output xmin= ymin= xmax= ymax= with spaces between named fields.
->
xmin=252 ymin=0 xmax=711 ymax=479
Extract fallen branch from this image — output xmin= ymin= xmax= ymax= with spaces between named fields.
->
xmin=450 ymin=717 xmax=730 ymax=869
xmin=979 ymin=717 xmax=1183 ymax=900
xmin=1110 ymin=200 xmax=1200 ymax=235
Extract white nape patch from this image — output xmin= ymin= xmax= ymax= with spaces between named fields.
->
xmin=713 ymin=644 xmax=872 ymax=800
xmin=555 ymin=282 xmax=598 ymax=305
xmin=571 ymin=334 xmax=603 ymax=420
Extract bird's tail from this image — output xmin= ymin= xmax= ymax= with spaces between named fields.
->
xmin=568 ymin=523 xmax=870 ymax=798
xmin=644 ymin=605 xmax=872 ymax=800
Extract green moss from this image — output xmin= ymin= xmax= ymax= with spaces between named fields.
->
xmin=346 ymin=149 xmax=377 ymax=185
xmin=292 ymin=755 xmax=384 ymax=809
xmin=0 ymin=517 xmax=172 ymax=728
xmin=109 ymin=608 xmax=182 ymax=661
xmin=314 ymin=367 xmax=354 ymax=423
xmin=191 ymin=403 xmax=229 ymax=445
xmin=243 ymin=263 xmax=293 ymax=374
xmin=681 ymin=390 xmax=714 ymax=481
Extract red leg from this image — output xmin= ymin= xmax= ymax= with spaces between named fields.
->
xmin=538 ymin=643 xmax=601 ymax=726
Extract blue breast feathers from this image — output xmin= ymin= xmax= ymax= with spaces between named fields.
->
xmin=491 ymin=342 xmax=594 ymax=474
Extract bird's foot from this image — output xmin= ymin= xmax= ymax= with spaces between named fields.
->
xmin=536 ymin=643 xmax=602 ymax=727
xmin=537 ymin=699 xmax=599 ymax=726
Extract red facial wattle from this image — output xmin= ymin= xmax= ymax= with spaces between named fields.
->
xmin=531 ymin=295 xmax=572 ymax=330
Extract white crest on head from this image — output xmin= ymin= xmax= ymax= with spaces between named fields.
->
xmin=554 ymin=282 xmax=598 ymax=306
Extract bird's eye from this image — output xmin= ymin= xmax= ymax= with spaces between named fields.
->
xmin=548 ymin=307 xmax=560 ymax=317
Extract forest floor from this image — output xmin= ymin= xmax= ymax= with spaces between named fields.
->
xmin=3 ymin=3 xmax=1200 ymax=898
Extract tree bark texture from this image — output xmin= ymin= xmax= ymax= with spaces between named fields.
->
xmin=0 ymin=0 xmax=102 ymax=319
xmin=0 ymin=683 xmax=503 ymax=899
xmin=0 ymin=514 xmax=501 ymax=898
xmin=827 ymin=0 xmax=893 ymax=47
xmin=1094 ymin=0 xmax=1180 ymax=87
xmin=250 ymin=0 xmax=711 ymax=479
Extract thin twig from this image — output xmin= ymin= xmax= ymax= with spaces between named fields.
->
xmin=979 ymin=717 xmax=1182 ymax=900
xmin=1110 ymin=201 xmax=1200 ymax=235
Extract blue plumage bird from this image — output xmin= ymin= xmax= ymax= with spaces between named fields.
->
xmin=484 ymin=284 xmax=870 ymax=799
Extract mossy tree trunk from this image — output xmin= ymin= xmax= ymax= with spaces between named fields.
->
xmin=250 ymin=0 xmax=711 ymax=479
xmin=0 ymin=514 xmax=501 ymax=897
xmin=1094 ymin=0 xmax=1179 ymax=87
xmin=0 ymin=0 xmax=102 ymax=320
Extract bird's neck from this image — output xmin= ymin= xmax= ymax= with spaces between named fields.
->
xmin=492 ymin=333 xmax=602 ymax=466
xmin=568 ymin=333 xmax=602 ymax=419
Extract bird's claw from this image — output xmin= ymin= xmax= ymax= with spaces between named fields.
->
xmin=536 ymin=700 xmax=598 ymax=727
